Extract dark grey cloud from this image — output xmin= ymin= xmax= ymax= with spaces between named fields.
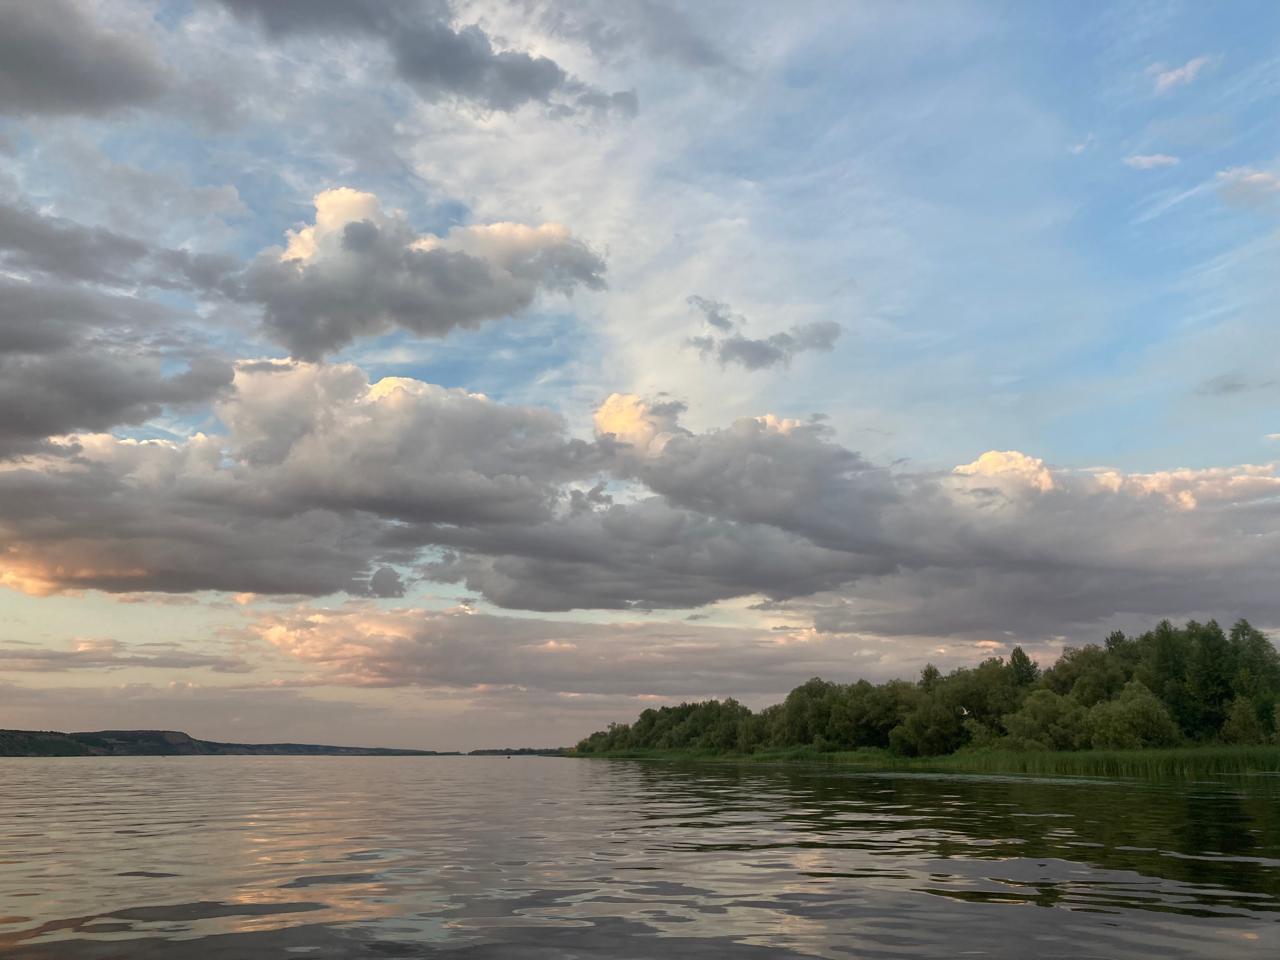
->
xmin=0 ymin=279 xmax=233 ymax=457
xmin=220 ymin=0 xmax=635 ymax=117
xmin=0 ymin=0 xmax=170 ymax=116
xmin=685 ymin=294 xmax=739 ymax=330
xmin=0 ymin=447 xmax=397 ymax=596
xmin=0 ymin=199 xmax=150 ymax=284
xmin=422 ymin=496 xmax=882 ymax=611
xmin=0 ymin=196 xmax=240 ymax=291
xmin=687 ymin=295 xmax=842 ymax=370
xmin=0 ymin=199 xmax=236 ymax=456
xmin=241 ymin=189 xmax=606 ymax=359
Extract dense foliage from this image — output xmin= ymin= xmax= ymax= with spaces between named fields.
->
xmin=575 ymin=619 xmax=1280 ymax=757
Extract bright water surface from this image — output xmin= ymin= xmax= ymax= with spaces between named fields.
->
xmin=1 ymin=757 xmax=1277 ymax=958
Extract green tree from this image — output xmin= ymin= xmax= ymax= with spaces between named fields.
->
xmin=1136 ymin=620 xmax=1194 ymax=732
xmin=1228 ymin=619 xmax=1280 ymax=735
xmin=919 ymin=663 xmax=941 ymax=691
xmin=1221 ymin=696 xmax=1267 ymax=745
xmin=1087 ymin=681 xmax=1181 ymax=749
xmin=1044 ymin=644 xmax=1125 ymax=706
xmin=1003 ymin=689 xmax=1088 ymax=750
xmin=1008 ymin=646 xmax=1040 ymax=686
xmin=890 ymin=695 xmax=965 ymax=756
xmin=1187 ymin=620 xmax=1234 ymax=737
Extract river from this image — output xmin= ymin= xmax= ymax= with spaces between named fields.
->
xmin=1 ymin=756 xmax=1276 ymax=957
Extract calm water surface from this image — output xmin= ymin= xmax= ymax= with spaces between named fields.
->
xmin=1 ymin=757 xmax=1277 ymax=958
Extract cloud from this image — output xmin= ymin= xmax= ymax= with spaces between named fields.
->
xmin=0 ymin=199 xmax=239 ymax=457
xmin=423 ymin=497 xmax=883 ymax=611
xmin=0 ymin=361 xmax=597 ymax=596
xmin=0 ymin=0 xmax=170 ymax=116
xmin=1216 ymin=167 xmax=1280 ymax=209
xmin=219 ymin=0 xmax=635 ymax=117
xmin=1197 ymin=372 xmax=1276 ymax=397
xmin=0 ymin=280 xmax=233 ymax=458
xmin=0 ymin=199 xmax=151 ymax=283
xmin=4 ymin=364 xmax=1280 ymax=645
xmin=1123 ymin=154 xmax=1180 ymax=170
xmin=0 ymin=197 xmax=240 ymax=291
xmin=243 ymin=188 xmax=606 ymax=359
xmin=536 ymin=1 xmax=736 ymax=74
xmin=0 ymin=638 xmax=249 ymax=673
xmin=1068 ymin=132 xmax=1095 ymax=155
xmin=954 ymin=450 xmax=1055 ymax=494
xmin=1148 ymin=55 xmax=1211 ymax=94
xmin=251 ymin=602 xmax=856 ymax=697
xmin=686 ymin=295 xmax=841 ymax=370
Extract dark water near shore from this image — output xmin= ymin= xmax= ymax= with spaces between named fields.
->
xmin=1 ymin=757 xmax=1277 ymax=958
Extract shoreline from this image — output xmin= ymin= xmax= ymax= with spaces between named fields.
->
xmin=571 ymin=744 xmax=1280 ymax=777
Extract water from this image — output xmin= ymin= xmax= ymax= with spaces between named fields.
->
xmin=1 ymin=757 xmax=1276 ymax=958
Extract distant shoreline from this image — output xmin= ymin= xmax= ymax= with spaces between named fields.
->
xmin=0 ymin=728 xmax=561 ymax=758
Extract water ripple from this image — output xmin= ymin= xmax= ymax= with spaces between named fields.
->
xmin=0 ymin=757 xmax=1276 ymax=958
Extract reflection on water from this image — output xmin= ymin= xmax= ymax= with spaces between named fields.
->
xmin=0 ymin=757 xmax=1276 ymax=958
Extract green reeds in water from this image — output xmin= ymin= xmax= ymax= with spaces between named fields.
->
xmin=911 ymin=745 xmax=1280 ymax=777
xmin=580 ymin=744 xmax=1280 ymax=778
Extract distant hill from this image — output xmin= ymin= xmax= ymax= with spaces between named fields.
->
xmin=0 ymin=728 xmax=457 ymax=757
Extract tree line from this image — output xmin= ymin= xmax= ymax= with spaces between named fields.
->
xmin=574 ymin=619 xmax=1280 ymax=757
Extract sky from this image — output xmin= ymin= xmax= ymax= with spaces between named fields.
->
xmin=0 ymin=0 xmax=1278 ymax=750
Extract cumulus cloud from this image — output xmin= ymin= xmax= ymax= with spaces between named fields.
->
xmin=597 ymin=395 xmax=898 ymax=554
xmin=1148 ymin=55 xmax=1211 ymax=94
xmin=686 ymin=295 xmax=841 ymax=370
xmin=1123 ymin=154 xmax=1180 ymax=170
xmin=3 ymin=364 xmax=1280 ymax=645
xmin=954 ymin=450 xmax=1055 ymax=494
xmin=0 ymin=362 xmax=595 ymax=596
xmin=243 ymin=188 xmax=606 ymax=359
xmin=219 ymin=0 xmax=636 ymax=117
xmin=0 ymin=0 xmax=170 ymax=116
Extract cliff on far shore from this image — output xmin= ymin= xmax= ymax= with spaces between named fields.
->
xmin=0 ymin=728 xmax=455 ymax=757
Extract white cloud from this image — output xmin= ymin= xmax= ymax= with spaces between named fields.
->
xmin=1217 ymin=167 xmax=1280 ymax=208
xmin=1148 ymin=55 xmax=1211 ymax=94
xmin=954 ymin=450 xmax=1055 ymax=493
xmin=1068 ymin=132 xmax=1095 ymax=155
xmin=1124 ymin=154 xmax=1180 ymax=170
